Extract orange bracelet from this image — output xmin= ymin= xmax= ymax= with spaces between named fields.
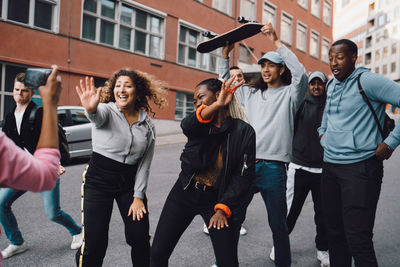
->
xmin=214 ymin=203 xmax=232 ymax=218
xmin=196 ymin=104 xmax=214 ymax=123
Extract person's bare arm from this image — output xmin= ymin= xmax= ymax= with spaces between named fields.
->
xmin=36 ymin=66 xmax=62 ymax=150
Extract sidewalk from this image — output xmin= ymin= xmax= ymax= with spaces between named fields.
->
xmin=153 ymin=119 xmax=187 ymax=146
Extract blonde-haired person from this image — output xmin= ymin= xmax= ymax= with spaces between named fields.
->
xmin=75 ymin=69 xmax=167 ymax=266
xmin=150 ymin=77 xmax=255 ymax=267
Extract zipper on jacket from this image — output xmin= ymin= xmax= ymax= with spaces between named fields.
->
xmin=241 ymin=153 xmax=248 ymax=176
xmin=184 ymin=173 xmax=196 ymax=190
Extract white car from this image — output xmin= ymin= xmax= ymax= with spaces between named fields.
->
xmin=57 ymin=106 xmax=92 ymax=160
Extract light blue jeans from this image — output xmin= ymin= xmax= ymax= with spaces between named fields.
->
xmin=0 ymin=178 xmax=81 ymax=245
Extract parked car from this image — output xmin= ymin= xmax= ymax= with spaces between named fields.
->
xmin=57 ymin=106 xmax=92 ymax=160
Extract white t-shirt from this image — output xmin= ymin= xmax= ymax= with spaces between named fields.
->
xmin=14 ymin=109 xmax=26 ymax=135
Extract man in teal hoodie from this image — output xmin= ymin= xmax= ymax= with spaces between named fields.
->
xmin=318 ymin=39 xmax=400 ymax=267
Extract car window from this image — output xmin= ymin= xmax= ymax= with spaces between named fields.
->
xmin=58 ymin=109 xmax=70 ymax=127
xmin=71 ymin=109 xmax=90 ymax=126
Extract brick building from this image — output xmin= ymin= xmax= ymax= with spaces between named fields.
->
xmin=0 ymin=0 xmax=332 ymax=121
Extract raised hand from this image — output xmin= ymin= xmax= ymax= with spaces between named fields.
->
xmin=216 ymin=75 xmax=245 ymax=107
xmin=222 ymin=42 xmax=234 ymax=59
xmin=261 ymin=23 xmax=278 ymax=42
xmin=75 ymin=76 xmax=100 ymax=114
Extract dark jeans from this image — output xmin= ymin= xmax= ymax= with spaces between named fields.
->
xmin=76 ymin=155 xmax=150 ymax=267
xmin=321 ymin=156 xmax=383 ymax=267
xmin=150 ymin=180 xmax=238 ymax=267
xmin=236 ymin=160 xmax=291 ymax=267
xmin=286 ymin=168 xmax=328 ymax=251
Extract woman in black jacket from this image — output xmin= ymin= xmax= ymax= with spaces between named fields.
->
xmin=150 ymin=77 xmax=255 ymax=267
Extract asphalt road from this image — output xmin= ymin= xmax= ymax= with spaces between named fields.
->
xmin=1 ymin=143 xmax=399 ymax=266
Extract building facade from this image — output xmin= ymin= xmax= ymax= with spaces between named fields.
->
xmin=0 ymin=0 xmax=332 ymax=121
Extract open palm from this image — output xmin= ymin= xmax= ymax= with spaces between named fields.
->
xmin=217 ymin=75 xmax=244 ymax=107
xmin=75 ymin=76 xmax=101 ymax=114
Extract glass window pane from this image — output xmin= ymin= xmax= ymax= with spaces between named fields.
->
xmin=209 ymin=54 xmax=217 ymax=72
xmin=82 ymin=14 xmax=96 ymax=40
xmin=135 ymin=9 xmax=147 ymax=29
xmin=179 ymin=27 xmax=187 ymax=43
xmin=84 ymin=0 xmax=97 ymax=13
xmin=188 ymin=48 xmax=197 ymax=66
xmin=134 ymin=30 xmax=146 ymax=53
xmin=71 ymin=109 xmax=90 ymax=125
xmin=5 ymin=65 xmax=27 ymax=93
xmin=201 ymin=54 xmax=209 ymax=69
xmin=4 ymin=95 xmax=15 ymax=119
xmin=188 ymin=30 xmax=197 ymax=45
xmin=8 ymin=0 xmax=29 ymax=24
xmin=101 ymin=0 xmax=115 ymax=19
xmin=150 ymin=16 xmax=161 ymax=34
xmin=178 ymin=44 xmax=185 ymax=63
xmin=100 ymin=20 xmax=114 ymax=45
xmin=34 ymin=0 xmax=53 ymax=30
xmin=185 ymin=94 xmax=194 ymax=117
xmin=119 ymin=26 xmax=131 ymax=50
xmin=121 ymin=5 xmax=133 ymax=25
xmin=149 ymin=36 xmax=160 ymax=57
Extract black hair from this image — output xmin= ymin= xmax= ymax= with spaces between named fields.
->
xmin=331 ymin=39 xmax=358 ymax=56
xmin=196 ymin=78 xmax=222 ymax=94
xmin=229 ymin=66 xmax=241 ymax=71
xmin=248 ymin=63 xmax=292 ymax=90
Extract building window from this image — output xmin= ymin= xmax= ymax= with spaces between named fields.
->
xmin=240 ymin=0 xmax=256 ymax=21
xmin=383 ymin=46 xmax=388 ymax=58
xmin=311 ymin=0 xmax=321 ymax=18
xmin=310 ymin=31 xmax=319 ymax=58
xmin=321 ymin=38 xmax=330 ymax=63
xmin=82 ymin=0 xmax=164 ymax=58
xmin=178 ymin=25 xmax=222 ymax=72
xmin=392 ymin=43 xmax=397 ymax=54
xmin=238 ymin=45 xmax=253 ymax=65
xmin=366 ymin=36 xmax=372 ymax=49
xmin=3 ymin=0 xmax=58 ymax=31
xmin=296 ymin=22 xmax=307 ymax=52
xmin=391 ymin=62 xmax=396 ymax=73
xmin=175 ymin=92 xmax=194 ymax=120
xmin=262 ymin=2 xmax=276 ymax=27
xmin=212 ymin=0 xmax=231 ymax=15
xmin=323 ymin=1 xmax=331 ymax=25
xmin=393 ymin=25 xmax=398 ymax=34
xmin=382 ymin=64 xmax=387 ymax=75
xmin=375 ymin=67 xmax=379 ymax=74
xmin=375 ymin=49 xmax=380 ymax=61
xmin=281 ymin=12 xmax=293 ymax=45
xmin=365 ymin=52 xmax=371 ymax=65
xmin=298 ymin=0 xmax=308 ymax=9
xmin=342 ymin=0 xmax=351 ymax=8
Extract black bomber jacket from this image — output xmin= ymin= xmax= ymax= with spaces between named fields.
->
xmin=178 ymin=112 xmax=256 ymax=211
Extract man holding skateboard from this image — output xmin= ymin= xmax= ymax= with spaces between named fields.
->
xmin=219 ymin=23 xmax=308 ymax=267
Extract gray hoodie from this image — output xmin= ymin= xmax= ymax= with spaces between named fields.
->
xmin=219 ymin=45 xmax=308 ymax=162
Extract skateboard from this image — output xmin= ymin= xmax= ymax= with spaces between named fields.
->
xmin=197 ymin=18 xmax=263 ymax=53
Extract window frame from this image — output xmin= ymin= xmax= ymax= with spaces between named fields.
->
xmin=280 ymin=11 xmax=293 ymax=46
xmin=311 ymin=0 xmax=321 ymax=18
xmin=298 ymin=0 xmax=308 ymax=10
xmin=81 ymin=0 xmax=166 ymax=59
xmin=1 ymin=0 xmax=60 ymax=33
xmin=323 ymin=0 xmax=331 ymax=26
xmin=296 ymin=21 xmax=307 ymax=53
xmin=309 ymin=29 xmax=320 ymax=59
xmin=262 ymin=1 xmax=276 ymax=27
xmin=212 ymin=0 xmax=232 ymax=15
xmin=240 ymin=0 xmax=256 ymax=21
xmin=321 ymin=37 xmax=330 ymax=63
xmin=174 ymin=91 xmax=195 ymax=120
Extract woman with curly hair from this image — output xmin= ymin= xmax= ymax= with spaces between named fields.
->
xmin=74 ymin=69 xmax=167 ymax=267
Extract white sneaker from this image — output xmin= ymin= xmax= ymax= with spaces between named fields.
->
xmin=269 ymin=246 xmax=275 ymax=261
xmin=203 ymin=223 xmax=209 ymax=235
xmin=239 ymin=225 xmax=247 ymax=235
xmin=1 ymin=242 xmax=27 ymax=259
xmin=317 ymin=250 xmax=330 ymax=267
xmin=71 ymin=233 xmax=83 ymax=249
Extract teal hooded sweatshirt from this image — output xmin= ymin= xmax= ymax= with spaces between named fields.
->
xmin=318 ymin=67 xmax=400 ymax=164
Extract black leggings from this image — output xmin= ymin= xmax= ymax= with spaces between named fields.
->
xmin=150 ymin=180 xmax=238 ymax=267
xmin=76 ymin=153 xmax=150 ymax=267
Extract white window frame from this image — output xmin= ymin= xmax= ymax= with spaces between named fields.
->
xmin=298 ymin=0 xmax=308 ymax=10
xmin=310 ymin=30 xmax=320 ymax=59
xmin=175 ymin=91 xmax=195 ymax=120
xmin=177 ymin=20 xmax=222 ymax=73
xmin=323 ymin=0 xmax=331 ymax=26
xmin=1 ymin=0 xmax=60 ymax=33
xmin=296 ymin=21 xmax=307 ymax=52
xmin=311 ymin=0 xmax=321 ymax=18
xmin=212 ymin=0 xmax=232 ymax=15
xmin=240 ymin=0 xmax=256 ymax=21
xmin=81 ymin=0 xmax=166 ymax=59
xmin=262 ymin=1 xmax=276 ymax=27
xmin=321 ymin=37 xmax=330 ymax=63
xmin=280 ymin=11 xmax=293 ymax=46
